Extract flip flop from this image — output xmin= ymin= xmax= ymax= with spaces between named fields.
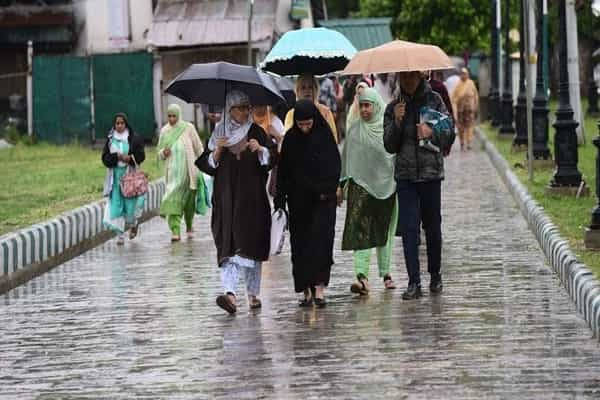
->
xmin=129 ymin=225 xmax=139 ymax=240
xmin=216 ymin=294 xmax=237 ymax=314
xmin=249 ymin=299 xmax=262 ymax=309
xmin=171 ymin=235 xmax=181 ymax=243
xmin=314 ymin=297 xmax=327 ymax=308
xmin=384 ymin=276 xmax=396 ymax=290
xmin=298 ymin=298 xmax=313 ymax=308
xmin=350 ymin=279 xmax=369 ymax=296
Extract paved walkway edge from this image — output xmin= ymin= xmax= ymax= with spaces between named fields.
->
xmin=0 ymin=180 xmax=166 ymax=295
xmin=477 ymin=128 xmax=600 ymax=340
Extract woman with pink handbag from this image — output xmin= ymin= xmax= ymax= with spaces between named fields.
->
xmin=101 ymin=113 xmax=146 ymax=245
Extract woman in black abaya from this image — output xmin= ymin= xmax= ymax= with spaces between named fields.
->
xmin=274 ymin=99 xmax=341 ymax=308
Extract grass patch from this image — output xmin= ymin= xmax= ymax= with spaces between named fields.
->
xmin=481 ymin=106 xmax=599 ymax=278
xmin=0 ymin=142 xmax=163 ymax=236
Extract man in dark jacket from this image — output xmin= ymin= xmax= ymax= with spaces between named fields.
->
xmin=383 ymin=71 xmax=454 ymax=300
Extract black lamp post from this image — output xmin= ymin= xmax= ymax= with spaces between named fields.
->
xmin=550 ymin=0 xmax=583 ymax=188
xmin=532 ymin=0 xmax=551 ymax=160
xmin=490 ymin=0 xmax=501 ymax=126
xmin=513 ymin=0 xmax=528 ymax=146
xmin=499 ymin=0 xmax=515 ymax=135
xmin=584 ymin=130 xmax=600 ymax=248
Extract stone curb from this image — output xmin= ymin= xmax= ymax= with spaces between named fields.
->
xmin=0 ymin=180 xmax=165 ymax=295
xmin=477 ymin=128 xmax=600 ymax=340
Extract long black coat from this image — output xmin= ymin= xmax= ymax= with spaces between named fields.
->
xmin=101 ymin=131 xmax=146 ymax=168
xmin=196 ymin=124 xmax=277 ymax=265
xmin=275 ymin=101 xmax=341 ymax=293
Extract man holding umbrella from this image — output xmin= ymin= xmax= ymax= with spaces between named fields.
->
xmin=343 ymin=41 xmax=456 ymax=300
xmin=383 ymin=71 xmax=454 ymax=300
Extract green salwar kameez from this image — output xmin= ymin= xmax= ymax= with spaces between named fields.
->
xmin=343 ymin=180 xmax=398 ymax=278
xmin=159 ymin=104 xmax=204 ymax=237
xmin=340 ymin=88 xmax=397 ymax=280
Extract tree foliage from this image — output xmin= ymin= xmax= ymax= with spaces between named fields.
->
xmin=356 ymin=0 xmax=493 ymax=54
xmin=325 ymin=0 xmax=598 ymax=56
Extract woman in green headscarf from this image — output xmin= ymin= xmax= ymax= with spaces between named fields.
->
xmin=338 ymin=87 xmax=398 ymax=295
xmin=158 ymin=104 xmax=204 ymax=242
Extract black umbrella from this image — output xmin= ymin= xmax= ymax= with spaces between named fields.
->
xmin=165 ymin=62 xmax=284 ymax=106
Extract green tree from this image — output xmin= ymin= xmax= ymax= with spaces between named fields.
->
xmin=353 ymin=0 xmax=522 ymax=55
xmin=395 ymin=0 xmax=492 ymax=54
xmin=355 ymin=0 xmax=403 ymax=18
xmin=323 ymin=0 xmax=360 ymax=18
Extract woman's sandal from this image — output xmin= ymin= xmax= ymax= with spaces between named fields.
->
xmin=312 ymin=286 xmax=326 ymax=308
xmin=249 ymin=298 xmax=262 ymax=309
xmin=298 ymin=298 xmax=313 ymax=307
xmin=216 ymin=293 xmax=237 ymax=314
xmin=383 ymin=275 xmax=396 ymax=290
xmin=350 ymin=276 xmax=369 ymax=296
xmin=314 ymin=297 xmax=327 ymax=308
xmin=299 ymin=288 xmax=314 ymax=307
xmin=129 ymin=225 xmax=139 ymax=240
xmin=171 ymin=235 xmax=181 ymax=243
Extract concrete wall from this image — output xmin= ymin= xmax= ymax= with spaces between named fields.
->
xmin=0 ymin=180 xmax=166 ymax=295
xmin=74 ymin=0 xmax=153 ymax=55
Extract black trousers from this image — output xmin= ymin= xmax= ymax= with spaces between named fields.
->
xmin=396 ymin=180 xmax=442 ymax=286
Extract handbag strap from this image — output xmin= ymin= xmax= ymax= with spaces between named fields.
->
xmin=130 ymin=154 xmax=139 ymax=169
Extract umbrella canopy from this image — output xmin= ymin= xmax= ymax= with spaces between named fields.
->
xmin=165 ymin=62 xmax=284 ymax=106
xmin=260 ymin=27 xmax=357 ymax=76
xmin=342 ymin=40 xmax=454 ymax=75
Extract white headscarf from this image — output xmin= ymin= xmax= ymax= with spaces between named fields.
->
xmin=208 ymin=90 xmax=252 ymax=151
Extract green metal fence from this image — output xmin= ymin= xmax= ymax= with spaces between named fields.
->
xmin=33 ymin=52 xmax=155 ymax=144
xmin=33 ymin=55 xmax=91 ymax=144
xmin=93 ymin=52 xmax=155 ymax=141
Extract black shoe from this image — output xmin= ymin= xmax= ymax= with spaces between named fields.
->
xmin=298 ymin=297 xmax=313 ymax=308
xmin=402 ymin=284 xmax=423 ymax=300
xmin=430 ymin=280 xmax=443 ymax=295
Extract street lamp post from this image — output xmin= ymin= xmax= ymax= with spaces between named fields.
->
xmin=499 ymin=0 xmax=515 ymax=135
xmin=584 ymin=129 xmax=600 ymax=248
xmin=247 ymin=0 xmax=254 ymax=66
xmin=490 ymin=0 xmax=501 ymax=126
xmin=532 ymin=0 xmax=552 ymax=160
xmin=549 ymin=0 xmax=583 ymax=189
xmin=513 ymin=0 xmax=528 ymax=147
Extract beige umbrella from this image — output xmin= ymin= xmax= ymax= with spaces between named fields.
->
xmin=342 ymin=40 xmax=454 ymax=75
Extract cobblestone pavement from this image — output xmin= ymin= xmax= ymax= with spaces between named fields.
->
xmin=2 ymin=144 xmax=600 ymax=400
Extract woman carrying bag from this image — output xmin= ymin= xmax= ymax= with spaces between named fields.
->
xmin=101 ymin=113 xmax=146 ymax=245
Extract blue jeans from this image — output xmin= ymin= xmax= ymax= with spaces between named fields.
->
xmin=396 ymin=180 xmax=442 ymax=286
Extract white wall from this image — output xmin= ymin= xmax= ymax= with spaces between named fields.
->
xmin=75 ymin=0 xmax=153 ymax=55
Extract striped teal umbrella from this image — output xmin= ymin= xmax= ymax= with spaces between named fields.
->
xmin=260 ymin=28 xmax=357 ymax=76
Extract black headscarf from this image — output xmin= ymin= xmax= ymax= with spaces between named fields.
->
xmin=279 ymin=100 xmax=341 ymax=196
xmin=112 ymin=112 xmax=134 ymax=133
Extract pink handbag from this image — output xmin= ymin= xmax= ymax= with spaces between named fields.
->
xmin=120 ymin=155 xmax=148 ymax=198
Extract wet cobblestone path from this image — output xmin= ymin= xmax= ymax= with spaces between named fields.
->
xmin=2 ymin=145 xmax=600 ymax=399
